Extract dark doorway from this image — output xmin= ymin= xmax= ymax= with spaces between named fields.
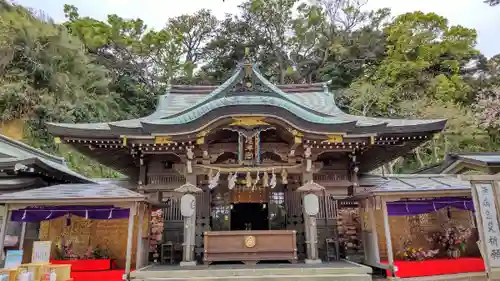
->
xmin=230 ymin=203 xmax=268 ymax=231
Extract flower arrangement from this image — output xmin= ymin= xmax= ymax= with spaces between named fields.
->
xmin=54 ymin=240 xmax=78 ymax=260
xmin=398 ymin=246 xmax=427 ymax=261
xmin=149 ymin=209 xmax=164 ymax=262
xmin=55 ymin=238 xmax=110 ymax=260
xmin=397 ymin=239 xmax=439 ymax=261
xmin=429 ymin=225 xmax=472 ymax=254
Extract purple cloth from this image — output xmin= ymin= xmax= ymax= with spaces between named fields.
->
xmin=387 ymin=197 xmax=474 ymax=216
xmin=10 ymin=205 xmax=130 ymax=222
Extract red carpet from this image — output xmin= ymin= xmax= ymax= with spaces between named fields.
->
xmin=383 ymin=258 xmax=485 ymax=278
xmin=51 ymin=259 xmax=113 ymax=271
xmin=71 ymin=270 xmax=125 ymax=281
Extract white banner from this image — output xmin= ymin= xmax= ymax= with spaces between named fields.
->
xmin=476 ymin=183 xmax=500 ymax=267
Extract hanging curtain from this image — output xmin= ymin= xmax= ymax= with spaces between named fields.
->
xmin=386 ymin=197 xmax=474 ymax=216
xmin=10 ymin=205 xmax=130 ymax=222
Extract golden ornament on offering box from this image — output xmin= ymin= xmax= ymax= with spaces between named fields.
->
xmin=244 ymin=235 xmax=256 ymax=248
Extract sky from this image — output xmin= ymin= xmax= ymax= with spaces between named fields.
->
xmin=13 ymin=0 xmax=500 ymax=57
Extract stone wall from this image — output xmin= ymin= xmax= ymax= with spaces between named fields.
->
xmin=0 ymin=119 xmax=24 ymax=140
xmin=39 ymin=210 xmax=149 ymax=268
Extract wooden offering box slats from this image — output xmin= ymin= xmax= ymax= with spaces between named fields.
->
xmin=203 ymin=230 xmax=297 ymax=265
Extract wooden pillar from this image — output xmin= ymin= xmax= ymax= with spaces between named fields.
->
xmin=19 ymin=222 xmax=27 ymax=250
xmin=135 ymin=203 xmax=145 ymax=269
xmin=125 ymin=203 xmax=137 ymax=280
xmin=0 ymin=205 xmax=10 ymax=261
xmin=368 ymin=198 xmax=380 ymax=263
xmin=381 ymin=198 xmax=395 ymax=277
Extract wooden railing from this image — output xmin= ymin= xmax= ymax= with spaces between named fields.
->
xmin=147 ymin=173 xmax=185 ymax=185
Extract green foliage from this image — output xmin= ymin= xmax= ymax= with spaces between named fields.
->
xmin=0 ymin=1 xmax=155 ymax=178
xmin=0 ymin=0 xmax=498 ymax=177
xmin=366 ymin=12 xmax=478 ymax=104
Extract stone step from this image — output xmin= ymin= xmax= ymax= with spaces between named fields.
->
xmin=134 ymin=273 xmax=372 ymax=281
xmin=130 ymin=261 xmax=373 ymax=281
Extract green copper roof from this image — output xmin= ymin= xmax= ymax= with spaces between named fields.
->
xmin=146 ymin=95 xmax=354 ymax=125
xmin=47 ymin=62 xmax=446 ymax=137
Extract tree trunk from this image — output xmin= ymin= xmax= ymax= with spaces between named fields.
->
xmin=414 ymin=147 xmax=425 ymax=168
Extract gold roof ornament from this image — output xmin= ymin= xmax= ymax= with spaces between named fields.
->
xmin=243 ymin=47 xmax=252 ymax=77
xmin=155 ymin=135 xmax=172 ymax=145
xmin=196 ymin=130 xmax=210 ymax=145
xmin=230 ymin=117 xmax=269 ymax=127
xmin=288 ymin=128 xmax=304 ymax=144
xmin=325 ymin=134 xmax=344 ymax=144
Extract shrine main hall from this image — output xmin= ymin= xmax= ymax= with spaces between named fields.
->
xmin=45 ymin=57 xmax=483 ymax=281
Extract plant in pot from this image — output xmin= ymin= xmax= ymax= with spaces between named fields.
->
xmin=91 ymin=245 xmax=110 ymax=259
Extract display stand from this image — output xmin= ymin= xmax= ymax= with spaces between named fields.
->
xmin=18 ymin=263 xmax=50 ymax=281
xmin=41 ymin=264 xmax=71 ymax=281
xmin=0 ymin=268 xmax=17 ymax=281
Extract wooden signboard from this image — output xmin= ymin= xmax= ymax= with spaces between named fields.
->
xmin=230 ymin=190 xmax=268 ymax=203
xmin=464 ymin=175 xmax=500 ymax=281
xmin=31 ymin=241 xmax=52 ymax=263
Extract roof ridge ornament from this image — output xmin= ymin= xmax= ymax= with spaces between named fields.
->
xmin=229 ymin=47 xmax=256 ymax=93
xmin=243 ymin=47 xmax=252 ymax=77
xmin=322 ymin=80 xmax=332 ymax=94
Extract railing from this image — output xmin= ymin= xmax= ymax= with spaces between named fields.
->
xmin=313 ymin=172 xmax=349 ymax=182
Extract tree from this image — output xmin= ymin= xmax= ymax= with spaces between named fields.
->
xmin=0 ymin=1 xmax=128 ymax=177
xmin=350 ymin=12 xmax=478 ymax=112
xmin=63 ymin=4 xmax=184 ymax=94
xmin=166 ymin=9 xmax=218 ymax=81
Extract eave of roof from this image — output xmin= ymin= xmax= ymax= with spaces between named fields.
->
xmin=413 ymin=152 xmax=500 ymax=174
xmin=47 ymin=63 xmax=446 ymax=138
xmin=356 ymin=174 xmax=471 ymax=198
xmin=0 ymin=134 xmax=92 ymax=183
xmin=0 ymin=183 xmax=144 ymax=204
xmin=0 ymin=177 xmax=43 ymax=192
